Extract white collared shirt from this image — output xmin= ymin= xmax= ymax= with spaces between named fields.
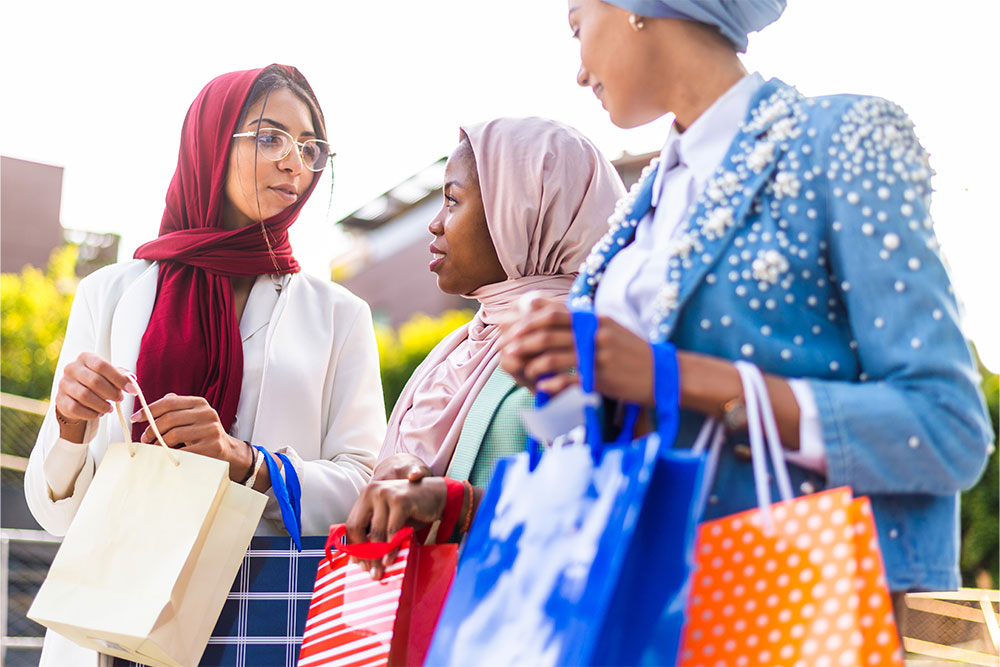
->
xmin=594 ymin=72 xmax=826 ymax=472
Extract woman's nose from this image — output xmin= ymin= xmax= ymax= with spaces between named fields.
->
xmin=576 ymin=64 xmax=590 ymax=88
xmin=428 ymin=206 xmax=445 ymax=235
xmin=277 ymin=145 xmax=304 ymax=174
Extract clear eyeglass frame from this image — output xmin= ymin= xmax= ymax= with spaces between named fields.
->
xmin=231 ymin=127 xmax=334 ymax=173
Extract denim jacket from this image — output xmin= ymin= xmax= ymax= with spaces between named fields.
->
xmin=570 ymin=78 xmax=993 ymax=591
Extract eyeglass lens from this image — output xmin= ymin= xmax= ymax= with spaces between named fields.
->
xmin=255 ymin=128 xmax=330 ymax=172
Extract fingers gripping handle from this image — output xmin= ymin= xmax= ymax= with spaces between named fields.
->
xmin=325 ymin=524 xmax=415 ymax=563
xmin=116 ymin=373 xmax=178 ymax=466
xmin=568 ymin=308 xmax=681 ymax=460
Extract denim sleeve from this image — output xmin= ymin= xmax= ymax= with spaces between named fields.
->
xmin=809 ymin=96 xmax=993 ymax=495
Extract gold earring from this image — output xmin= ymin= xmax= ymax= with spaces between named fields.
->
xmin=629 ymin=14 xmax=645 ymax=31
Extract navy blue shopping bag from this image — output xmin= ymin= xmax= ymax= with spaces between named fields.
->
xmin=425 ymin=308 xmax=706 ymax=666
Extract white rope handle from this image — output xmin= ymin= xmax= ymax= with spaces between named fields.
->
xmin=735 ymin=361 xmax=794 ymax=534
xmin=691 ymin=417 xmax=725 ymax=519
xmin=114 ymin=373 xmax=179 ymax=466
xmin=745 ymin=364 xmax=794 ymax=502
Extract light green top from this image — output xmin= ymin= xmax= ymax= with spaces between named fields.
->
xmin=445 ymin=367 xmax=533 ymax=488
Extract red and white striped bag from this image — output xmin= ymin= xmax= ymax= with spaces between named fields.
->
xmin=297 ymin=525 xmax=456 ymax=667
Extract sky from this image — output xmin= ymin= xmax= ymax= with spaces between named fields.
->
xmin=2 ymin=1 xmax=997 ymax=369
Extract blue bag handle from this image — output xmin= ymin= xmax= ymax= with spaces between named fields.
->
xmin=571 ymin=309 xmax=606 ymax=462
xmin=569 ymin=308 xmax=681 ymax=462
xmin=275 ymin=452 xmax=302 ymax=544
xmin=525 ymin=386 xmax=550 ymax=471
xmin=651 ymin=340 xmax=680 ymax=446
xmin=253 ymin=445 xmax=302 ymax=552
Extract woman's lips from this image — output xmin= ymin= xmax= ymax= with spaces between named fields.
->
xmin=269 ymin=185 xmax=298 ymax=203
xmin=593 ymin=84 xmax=606 ymax=108
xmin=429 ymin=245 xmax=446 ymax=271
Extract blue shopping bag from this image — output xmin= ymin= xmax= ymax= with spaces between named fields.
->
xmin=425 ymin=309 xmax=706 ymax=666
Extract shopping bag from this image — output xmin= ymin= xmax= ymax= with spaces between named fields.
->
xmin=425 ymin=308 xmax=706 ymax=666
xmin=296 ymin=525 xmax=457 ymax=667
xmin=678 ymin=361 xmax=903 ymax=667
xmin=28 ymin=380 xmax=266 ymax=667
xmin=197 ymin=536 xmax=327 ymax=667
xmin=196 ymin=450 xmax=313 ymax=666
xmin=112 ymin=439 xmax=317 ymax=667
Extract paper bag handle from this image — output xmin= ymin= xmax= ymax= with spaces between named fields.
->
xmin=324 ymin=524 xmax=414 ymax=563
xmin=114 ymin=373 xmax=178 ymax=466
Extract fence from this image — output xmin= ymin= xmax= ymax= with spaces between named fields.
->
xmin=1 ymin=392 xmax=56 ymax=666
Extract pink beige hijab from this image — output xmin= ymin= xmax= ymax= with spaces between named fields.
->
xmin=378 ymin=117 xmax=626 ymax=474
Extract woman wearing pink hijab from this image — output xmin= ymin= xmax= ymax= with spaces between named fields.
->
xmin=345 ymin=117 xmax=623 ymax=573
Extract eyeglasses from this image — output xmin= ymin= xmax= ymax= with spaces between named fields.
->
xmin=231 ymin=127 xmax=334 ymax=172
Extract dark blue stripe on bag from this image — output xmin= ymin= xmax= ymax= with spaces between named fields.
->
xmin=254 ymin=446 xmax=302 ymax=552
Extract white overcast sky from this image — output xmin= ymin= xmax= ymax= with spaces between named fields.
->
xmin=2 ymin=1 xmax=997 ymax=369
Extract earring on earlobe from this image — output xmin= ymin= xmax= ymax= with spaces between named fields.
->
xmin=628 ymin=13 xmax=645 ymax=31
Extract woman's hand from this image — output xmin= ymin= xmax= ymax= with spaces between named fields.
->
xmin=500 ymin=301 xmax=577 ymax=395
xmin=372 ymin=453 xmax=433 ymax=482
xmin=131 ymin=393 xmax=253 ymax=483
xmin=345 ymin=476 xmax=447 ymax=579
xmin=54 ymin=352 xmax=136 ymax=443
xmin=500 ymin=301 xmax=656 ymax=405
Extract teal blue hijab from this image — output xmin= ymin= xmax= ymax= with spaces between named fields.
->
xmin=602 ymin=0 xmax=786 ymax=52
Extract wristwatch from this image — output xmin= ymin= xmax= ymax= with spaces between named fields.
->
xmin=721 ymin=395 xmax=747 ymax=432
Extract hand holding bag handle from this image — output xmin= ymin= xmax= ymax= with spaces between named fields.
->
xmin=114 ymin=373 xmax=179 ymax=466
xmin=569 ymin=307 xmax=681 ymax=462
xmin=119 ymin=375 xmax=303 ymax=549
xmin=324 ymin=524 xmax=414 ymax=562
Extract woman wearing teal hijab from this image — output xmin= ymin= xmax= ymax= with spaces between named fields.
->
xmin=503 ymin=0 xmax=992 ymax=632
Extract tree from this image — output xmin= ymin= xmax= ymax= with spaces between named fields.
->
xmin=961 ymin=349 xmax=999 ymax=588
xmin=374 ymin=310 xmax=475 ymax=418
xmin=1 ymin=246 xmax=78 ymax=400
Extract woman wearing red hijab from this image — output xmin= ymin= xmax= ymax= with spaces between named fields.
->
xmin=25 ymin=65 xmax=385 ymax=571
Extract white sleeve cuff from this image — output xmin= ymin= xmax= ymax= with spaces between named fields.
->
xmin=43 ymin=437 xmax=91 ymax=500
xmin=783 ymin=379 xmax=827 ymax=475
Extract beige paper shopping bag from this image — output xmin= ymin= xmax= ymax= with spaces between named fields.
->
xmin=28 ymin=381 xmax=266 ymax=667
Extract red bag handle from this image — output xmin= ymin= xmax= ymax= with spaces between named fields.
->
xmin=324 ymin=524 xmax=414 ymax=562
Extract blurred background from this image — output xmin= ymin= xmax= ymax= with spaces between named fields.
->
xmin=2 ymin=1 xmax=997 ymax=663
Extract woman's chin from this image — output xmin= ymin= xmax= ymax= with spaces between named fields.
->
xmin=432 ymin=274 xmax=452 ymax=295
xmin=605 ymin=102 xmax=664 ymax=130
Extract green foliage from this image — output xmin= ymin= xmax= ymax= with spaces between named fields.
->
xmin=1 ymin=246 xmax=79 ymax=400
xmin=960 ymin=351 xmax=999 ymax=588
xmin=375 ymin=309 xmax=475 ymax=418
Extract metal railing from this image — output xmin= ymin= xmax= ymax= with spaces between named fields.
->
xmin=1 ymin=392 xmax=54 ymax=666
xmin=1 ymin=529 xmax=61 ymax=665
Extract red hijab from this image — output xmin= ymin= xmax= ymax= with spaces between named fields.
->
xmin=131 ymin=65 xmax=322 ymax=441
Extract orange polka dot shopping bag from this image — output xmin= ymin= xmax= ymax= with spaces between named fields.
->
xmin=678 ymin=362 xmax=903 ymax=667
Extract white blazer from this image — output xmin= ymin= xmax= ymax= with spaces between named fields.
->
xmin=25 ymin=260 xmax=387 ymax=666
